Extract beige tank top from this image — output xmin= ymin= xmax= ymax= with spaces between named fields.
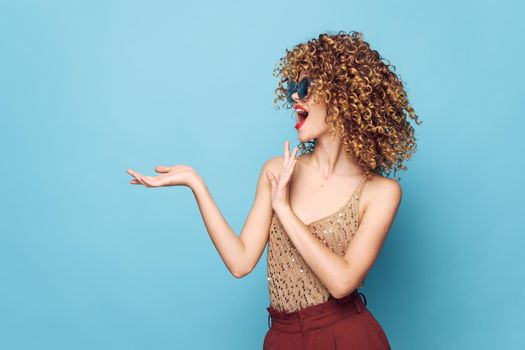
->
xmin=266 ymin=175 xmax=368 ymax=313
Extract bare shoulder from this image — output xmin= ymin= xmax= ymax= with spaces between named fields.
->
xmin=263 ymin=155 xmax=285 ymax=174
xmin=364 ymin=173 xmax=403 ymax=208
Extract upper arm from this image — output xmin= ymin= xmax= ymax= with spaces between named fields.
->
xmin=339 ymin=178 xmax=402 ymax=295
xmin=237 ymin=156 xmax=283 ymax=275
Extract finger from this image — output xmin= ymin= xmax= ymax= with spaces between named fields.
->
xmin=133 ymin=172 xmax=150 ymax=187
xmin=266 ymin=171 xmax=277 ymax=190
xmin=155 ymin=165 xmax=173 ymax=173
xmin=127 ymin=169 xmax=142 ymax=181
xmin=141 ymin=176 xmax=156 ymax=188
xmin=283 ymin=140 xmax=290 ymax=164
xmin=291 ymin=156 xmax=298 ymax=173
xmin=127 ymin=168 xmax=139 ymax=176
xmin=128 ymin=169 xmax=148 ymax=186
xmin=290 ymin=147 xmax=299 ymax=169
xmin=282 ymin=163 xmax=295 ymax=183
xmin=285 ymin=147 xmax=299 ymax=173
xmin=128 ymin=169 xmax=148 ymax=181
xmin=136 ymin=175 xmax=149 ymax=187
xmin=292 ymin=146 xmax=299 ymax=160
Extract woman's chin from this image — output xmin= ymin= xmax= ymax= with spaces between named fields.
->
xmin=298 ymin=136 xmax=309 ymax=143
xmin=298 ymin=132 xmax=314 ymax=143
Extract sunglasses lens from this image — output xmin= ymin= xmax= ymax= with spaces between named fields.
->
xmin=297 ymin=78 xmax=310 ymax=99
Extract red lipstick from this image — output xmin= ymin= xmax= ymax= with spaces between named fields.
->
xmin=294 ymin=104 xmax=308 ymax=130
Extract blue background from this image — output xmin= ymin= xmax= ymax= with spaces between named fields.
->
xmin=1 ymin=0 xmax=523 ymax=349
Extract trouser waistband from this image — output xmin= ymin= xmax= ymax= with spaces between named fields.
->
xmin=266 ymin=290 xmax=367 ymax=333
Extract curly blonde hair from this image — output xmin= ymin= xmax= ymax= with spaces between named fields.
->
xmin=273 ymin=31 xmax=422 ymax=180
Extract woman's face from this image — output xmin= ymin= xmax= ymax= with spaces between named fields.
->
xmin=291 ymin=71 xmax=328 ymax=142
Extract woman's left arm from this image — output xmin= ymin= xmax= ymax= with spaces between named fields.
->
xmin=273 ymin=180 xmax=402 ymax=298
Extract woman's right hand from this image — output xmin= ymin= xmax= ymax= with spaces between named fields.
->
xmin=127 ymin=165 xmax=199 ymax=188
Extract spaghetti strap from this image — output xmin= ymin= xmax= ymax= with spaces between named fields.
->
xmin=356 ymin=174 xmax=368 ymax=199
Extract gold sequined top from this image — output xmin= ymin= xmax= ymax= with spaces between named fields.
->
xmin=266 ymin=175 xmax=368 ymax=313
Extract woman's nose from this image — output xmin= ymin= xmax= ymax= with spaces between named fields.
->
xmin=291 ymin=91 xmax=300 ymax=102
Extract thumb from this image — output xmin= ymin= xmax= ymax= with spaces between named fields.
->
xmin=155 ymin=165 xmax=172 ymax=173
xmin=266 ymin=170 xmax=277 ymax=187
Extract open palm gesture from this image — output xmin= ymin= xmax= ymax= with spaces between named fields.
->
xmin=127 ymin=165 xmax=197 ymax=188
xmin=266 ymin=140 xmax=299 ymax=211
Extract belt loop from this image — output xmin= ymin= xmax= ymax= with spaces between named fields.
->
xmin=353 ymin=292 xmax=363 ymax=313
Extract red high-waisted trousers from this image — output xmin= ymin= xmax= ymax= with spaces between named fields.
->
xmin=263 ymin=290 xmax=391 ymax=349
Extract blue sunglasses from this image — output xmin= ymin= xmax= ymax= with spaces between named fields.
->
xmin=287 ymin=77 xmax=311 ymax=103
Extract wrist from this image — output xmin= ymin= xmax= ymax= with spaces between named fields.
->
xmin=273 ymin=203 xmax=292 ymax=217
xmin=188 ymin=172 xmax=205 ymax=191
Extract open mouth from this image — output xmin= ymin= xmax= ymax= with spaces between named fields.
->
xmin=295 ymin=106 xmax=309 ymax=129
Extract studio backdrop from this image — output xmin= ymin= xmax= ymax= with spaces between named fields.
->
xmin=1 ymin=0 xmax=523 ymax=349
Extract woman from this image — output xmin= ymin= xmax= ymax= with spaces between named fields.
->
xmin=127 ymin=31 xmax=421 ymax=349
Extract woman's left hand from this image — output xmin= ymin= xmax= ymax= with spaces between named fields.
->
xmin=266 ymin=140 xmax=299 ymax=212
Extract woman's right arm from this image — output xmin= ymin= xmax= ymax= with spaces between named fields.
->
xmin=188 ymin=157 xmax=281 ymax=278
